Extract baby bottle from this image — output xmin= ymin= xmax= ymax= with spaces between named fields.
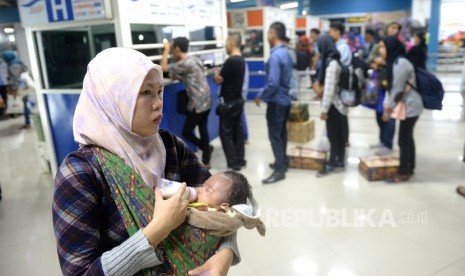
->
xmin=158 ymin=178 xmax=197 ymax=202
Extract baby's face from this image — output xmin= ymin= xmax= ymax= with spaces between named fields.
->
xmin=196 ymin=174 xmax=232 ymax=207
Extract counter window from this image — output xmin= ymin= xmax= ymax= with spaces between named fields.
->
xmin=243 ymin=29 xmax=264 ymax=58
xmin=36 ymin=24 xmax=116 ymax=89
xmin=131 ymin=24 xmax=188 ymax=45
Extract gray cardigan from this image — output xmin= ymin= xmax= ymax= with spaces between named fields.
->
xmin=388 ymin=57 xmax=423 ymax=118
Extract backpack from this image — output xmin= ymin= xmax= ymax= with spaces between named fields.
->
xmin=338 ymin=56 xmax=366 ymax=107
xmin=408 ymin=67 xmax=444 ymax=110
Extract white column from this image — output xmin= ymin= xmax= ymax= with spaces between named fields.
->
xmin=412 ymin=0 xmax=431 ymax=27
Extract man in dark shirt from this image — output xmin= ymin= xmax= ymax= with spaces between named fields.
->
xmin=255 ymin=22 xmax=293 ymax=184
xmin=214 ymin=34 xmax=246 ymax=171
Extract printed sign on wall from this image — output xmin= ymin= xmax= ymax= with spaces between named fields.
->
xmin=122 ymin=0 xmax=184 ymax=25
xmin=19 ymin=0 xmax=109 ymax=26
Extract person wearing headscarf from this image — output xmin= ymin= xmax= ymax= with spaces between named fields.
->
xmin=380 ymin=36 xmax=423 ymax=183
xmin=316 ymin=35 xmax=349 ymax=177
xmin=407 ymin=31 xmax=427 ymax=69
xmin=53 ymin=48 xmax=239 ymax=275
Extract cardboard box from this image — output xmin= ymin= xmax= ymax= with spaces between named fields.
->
xmin=287 ymin=147 xmax=326 ymax=170
xmin=287 ymin=120 xmax=314 ymax=143
xmin=359 ymin=156 xmax=399 ymax=181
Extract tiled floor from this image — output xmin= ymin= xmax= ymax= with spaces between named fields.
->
xmin=1 ymin=73 xmax=465 ymax=275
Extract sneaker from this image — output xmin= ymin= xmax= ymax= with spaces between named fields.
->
xmin=316 ymin=164 xmax=334 ymax=178
xmin=369 ymin=142 xmax=385 ymax=149
xmin=375 ymin=147 xmax=393 ymax=156
xmin=335 ymin=161 xmax=345 ymax=169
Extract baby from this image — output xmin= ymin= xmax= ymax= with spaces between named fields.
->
xmin=161 ymin=171 xmax=265 ymax=275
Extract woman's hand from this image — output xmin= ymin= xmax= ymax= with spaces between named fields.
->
xmin=320 ymin=112 xmax=328 ymax=121
xmin=142 ymin=184 xmax=189 ymax=247
xmin=188 ymin=248 xmax=233 ymax=276
xmin=254 ymin=97 xmax=261 ymax=107
xmin=382 ymin=108 xmax=392 ymax=122
xmin=312 ymin=81 xmax=323 ymax=97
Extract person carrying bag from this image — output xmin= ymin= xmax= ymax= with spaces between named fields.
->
xmin=380 ymin=36 xmax=423 ymax=183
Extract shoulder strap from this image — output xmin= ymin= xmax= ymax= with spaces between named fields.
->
xmin=92 ymin=147 xmax=154 ymax=235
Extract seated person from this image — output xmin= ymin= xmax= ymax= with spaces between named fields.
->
xmin=162 ymin=171 xmax=265 ymax=275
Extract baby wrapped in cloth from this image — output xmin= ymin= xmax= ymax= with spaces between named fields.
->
xmin=162 ymin=172 xmax=265 ymax=275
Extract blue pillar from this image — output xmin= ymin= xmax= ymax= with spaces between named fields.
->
xmin=427 ymin=0 xmax=440 ymax=71
xmin=298 ymin=0 xmax=304 ymax=15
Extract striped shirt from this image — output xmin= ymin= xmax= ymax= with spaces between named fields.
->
xmin=321 ymin=60 xmax=348 ymax=115
xmin=169 ymin=56 xmax=212 ymax=113
xmin=53 ymin=130 xmax=239 ymax=275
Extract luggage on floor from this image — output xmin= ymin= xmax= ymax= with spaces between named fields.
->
xmin=359 ymin=156 xmax=399 ymax=181
xmin=287 ymin=119 xmax=314 ymax=143
xmin=287 ymin=146 xmax=326 ymax=170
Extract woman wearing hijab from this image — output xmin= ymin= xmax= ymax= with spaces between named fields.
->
xmin=53 ymin=48 xmax=238 ymax=275
xmin=316 ymin=35 xmax=349 ymax=177
xmin=380 ymin=36 xmax=423 ymax=183
xmin=407 ymin=31 xmax=427 ymax=69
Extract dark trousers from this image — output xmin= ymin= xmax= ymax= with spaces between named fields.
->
xmin=182 ymin=109 xmax=211 ymax=163
xmin=23 ymin=95 xmax=30 ymax=126
xmin=376 ymin=112 xmax=396 ymax=149
xmin=0 ymin=86 xmax=7 ymax=116
xmin=266 ymin=102 xmax=290 ymax=173
xmin=398 ymin=116 xmax=418 ymax=175
xmin=220 ymin=111 xmax=245 ymax=168
xmin=240 ymin=111 xmax=248 ymax=141
xmin=0 ymin=85 xmax=7 ymax=104
xmin=326 ymin=105 xmax=348 ymax=166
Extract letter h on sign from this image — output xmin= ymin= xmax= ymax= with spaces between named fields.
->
xmin=46 ymin=0 xmax=74 ymax=22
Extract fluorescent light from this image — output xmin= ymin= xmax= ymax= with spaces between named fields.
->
xmin=4 ymin=27 xmax=14 ymax=34
xmin=230 ymin=0 xmax=247 ymax=2
xmin=280 ymin=2 xmax=298 ymax=9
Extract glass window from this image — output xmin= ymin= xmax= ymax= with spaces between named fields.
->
xmin=243 ymin=29 xmax=264 ymax=58
xmin=37 ymin=24 xmax=116 ymax=89
xmin=188 ymin=26 xmax=223 ymax=42
xmin=189 ymin=43 xmax=223 ymax=52
xmin=131 ymin=24 xmax=187 ymax=45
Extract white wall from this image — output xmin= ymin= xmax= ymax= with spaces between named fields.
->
xmin=412 ymin=0 xmax=431 ymax=27
xmin=13 ymin=23 xmax=31 ymax=70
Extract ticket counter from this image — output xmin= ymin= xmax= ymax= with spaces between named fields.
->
xmin=18 ymin=0 xmax=227 ymax=174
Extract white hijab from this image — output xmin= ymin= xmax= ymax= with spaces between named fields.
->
xmin=73 ymin=48 xmax=166 ymax=188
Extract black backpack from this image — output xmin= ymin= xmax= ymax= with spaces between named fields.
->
xmin=338 ymin=55 xmax=366 ymax=107
xmin=408 ymin=67 xmax=444 ymax=110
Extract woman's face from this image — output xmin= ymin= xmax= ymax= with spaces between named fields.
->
xmin=387 ymin=24 xmax=400 ymax=36
xmin=132 ymin=69 xmax=164 ymax=136
xmin=379 ymin=41 xmax=387 ymax=59
xmin=413 ymin=35 xmax=420 ymax=45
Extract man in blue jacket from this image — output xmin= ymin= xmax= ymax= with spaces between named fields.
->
xmin=255 ymin=22 xmax=293 ymax=184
